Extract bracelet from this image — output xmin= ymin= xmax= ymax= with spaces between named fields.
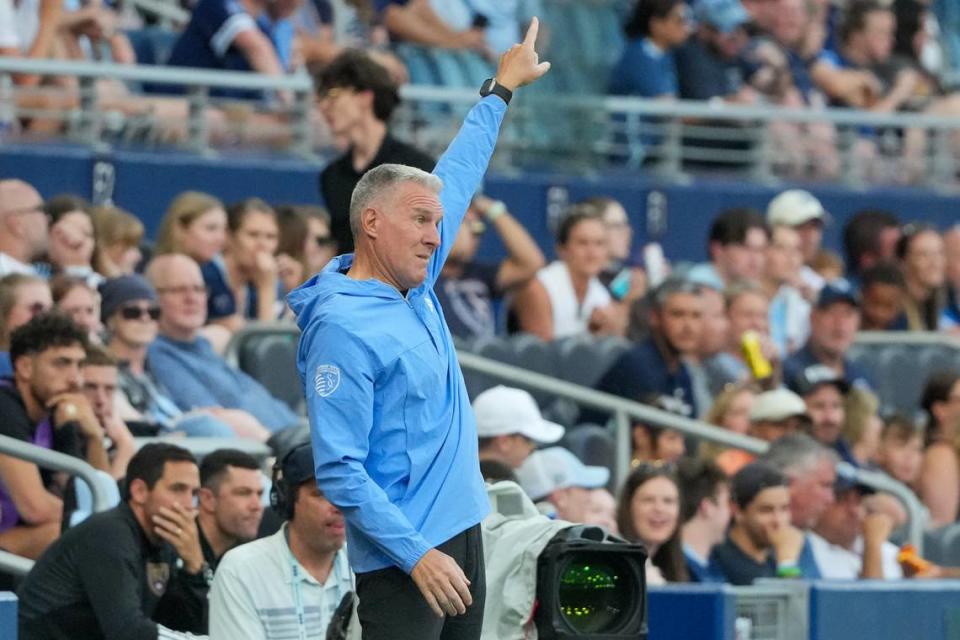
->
xmin=776 ymin=563 xmax=802 ymax=578
xmin=485 ymin=200 xmax=507 ymax=221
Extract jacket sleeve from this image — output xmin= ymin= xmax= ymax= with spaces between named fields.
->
xmin=299 ymin=320 xmax=432 ymax=573
xmin=426 ymin=95 xmax=508 ymax=287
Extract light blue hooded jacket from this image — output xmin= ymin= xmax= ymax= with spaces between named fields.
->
xmin=288 ymin=96 xmax=507 ymax=574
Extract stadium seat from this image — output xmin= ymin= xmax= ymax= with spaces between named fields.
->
xmin=126 ymin=28 xmax=180 ymax=66
xmin=224 ymin=323 xmax=303 ymax=413
xmin=561 ymin=423 xmax=617 ymax=489
xmin=395 ymin=44 xmax=441 ymax=86
xmin=555 ymin=335 xmax=632 ymax=388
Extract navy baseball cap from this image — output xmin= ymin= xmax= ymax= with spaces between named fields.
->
xmin=282 ymin=443 xmax=315 ymax=487
xmin=789 ymin=364 xmax=851 ymax=397
xmin=816 ymin=279 xmax=860 ymax=309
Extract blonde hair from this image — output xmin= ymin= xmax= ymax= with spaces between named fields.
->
xmin=91 ymin=205 xmax=145 ymax=276
xmin=700 ymin=382 xmax=759 ymax=462
xmin=843 ymin=387 xmax=880 ymax=446
xmin=154 ymin=191 xmax=223 ymax=255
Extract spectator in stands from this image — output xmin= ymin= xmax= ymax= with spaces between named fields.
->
xmin=584 ymin=488 xmax=619 ymax=535
xmin=766 ymin=189 xmax=829 ymax=298
xmin=617 ymin=463 xmax=687 ymax=584
xmin=689 ymin=208 xmax=769 ymax=289
xmin=791 ymin=365 xmax=857 ymax=465
xmin=209 ymin=442 xmax=353 ymax=639
xmin=896 ymin=223 xmax=946 ymax=331
xmin=675 ymin=0 xmax=753 ymax=102
xmin=876 ymin=415 xmax=924 ymax=488
xmin=316 ymin=50 xmax=434 ymax=253
xmin=759 ymin=433 xmax=839 ymax=578
xmin=809 ymin=478 xmax=901 ymax=579
xmin=51 ymin=275 xmax=102 ymax=344
xmin=630 ymin=395 xmax=688 ymax=465
xmin=843 ymin=387 xmax=883 ymax=467
xmin=810 ymin=249 xmax=845 ymax=282
xmin=473 ymin=385 xmax=564 ymax=469
xmin=783 ymin=279 xmax=873 ymax=393
xmin=155 ymin=448 xmax=265 ymax=634
xmin=0 ymin=313 xmax=110 ymax=559
xmin=842 ymin=209 xmax=901 ymax=282
xmin=591 ymin=197 xmax=647 ymax=303
xmin=0 ymin=179 xmax=48 ymax=277
xmin=17 ymin=443 xmax=210 ymax=639
xmin=941 ymin=226 xmax=960 ymax=331
xmin=91 ymin=204 xmax=145 ymax=278
xmin=705 ymin=382 xmax=756 ymax=436
xmin=763 ymin=224 xmax=810 ymax=355
xmin=609 ymin=0 xmax=691 ymax=98
xmin=166 ymin=0 xmax=298 ymax=99
xmin=678 ymin=459 xmax=730 ymax=582
xmin=0 ymin=0 xmax=61 ymax=85
xmin=44 ymin=194 xmax=99 ymax=287
xmin=203 ymin=198 xmax=283 ymax=331
xmin=435 ymin=195 xmax=545 ymax=340
xmin=715 ymin=387 xmax=808 ymax=475
xmin=718 ymin=281 xmax=775 ymax=385
xmin=0 ymin=274 xmax=52 ymax=377
xmin=710 ymin=462 xmax=806 ymax=585
xmin=918 ymin=371 xmax=960 ymax=526
xmin=101 ymin=274 xmax=243 ymax=439
xmin=515 ymin=207 xmax=618 ymax=340
xmin=591 ymin=278 xmax=702 ymax=422
xmin=274 ymin=205 xmax=337 ymax=292
xmin=155 ymin=191 xmax=228 ymax=267
xmin=375 ymin=0 xmax=488 ymax=53
xmin=694 ymin=282 xmax=734 ymax=397
xmin=517 ymin=446 xmax=610 ymax=522
xmin=80 ymin=345 xmax=136 ymax=480
xmin=145 ymin=254 xmax=300 ymax=435
xmin=859 ymin=262 xmax=908 ymax=330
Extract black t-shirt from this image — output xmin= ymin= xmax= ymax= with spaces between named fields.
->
xmin=434 ymin=262 xmax=501 ymax=340
xmin=319 ymin=134 xmax=435 ymax=253
xmin=17 ymin=503 xmax=208 ymax=640
xmin=709 ymin=536 xmax=776 ymax=586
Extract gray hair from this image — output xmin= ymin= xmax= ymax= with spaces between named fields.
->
xmin=758 ymin=433 xmax=838 ymax=477
xmin=649 ymin=277 xmax=701 ymax=311
xmin=349 ymin=164 xmax=443 ymax=240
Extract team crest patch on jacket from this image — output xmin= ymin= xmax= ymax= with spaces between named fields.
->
xmin=315 ymin=365 xmax=341 ymax=397
xmin=146 ymin=561 xmax=170 ymax=597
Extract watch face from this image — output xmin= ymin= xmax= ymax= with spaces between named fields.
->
xmin=482 ymin=79 xmax=495 ymax=94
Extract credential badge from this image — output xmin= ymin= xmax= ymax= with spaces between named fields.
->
xmin=314 ymin=365 xmax=341 ymax=397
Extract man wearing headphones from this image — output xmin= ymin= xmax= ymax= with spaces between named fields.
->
xmin=208 ymin=443 xmax=355 ymax=640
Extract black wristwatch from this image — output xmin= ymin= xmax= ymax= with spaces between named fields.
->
xmin=479 ymin=78 xmax=512 ymax=105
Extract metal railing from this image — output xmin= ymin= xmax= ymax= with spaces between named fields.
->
xmin=456 ymin=350 xmax=927 ymax=552
xmin=0 ymin=435 xmax=119 ymax=576
xmin=4 ymin=56 xmax=960 ymax=187
xmin=133 ymin=437 xmax=272 ymax=464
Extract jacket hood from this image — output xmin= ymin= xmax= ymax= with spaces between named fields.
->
xmin=287 ymin=254 xmax=402 ymax=329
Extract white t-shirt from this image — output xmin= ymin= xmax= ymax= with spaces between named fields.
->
xmin=209 ymin=525 xmax=354 ymax=640
xmin=808 ymin=531 xmax=903 ymax=580
xmin=536 ymin=260 xmax=612 ymax=339
xmin=0 ymin=252 xmax=36 ymax=277
xmin=0 ymin=0 xmax=18 ymax=49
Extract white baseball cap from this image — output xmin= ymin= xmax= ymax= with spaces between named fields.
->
xmin=473 ymin=386 xmax=565 ymax=444
xmin=766 ymin=189 xmax=827 ymax=227
xmin=750 ymin=388 xmax=808 ymax=422
xmin=516 ymin=446 xmax=610 ymax=501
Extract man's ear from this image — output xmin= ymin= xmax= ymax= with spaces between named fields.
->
xmin=198 ymin=486 xmax=216 ymax=512
xmin=13 ymin=354 xmax=33 ymax=382
xmin=129 ymin=477 xmax=149 ymax=506
xmin=359 ymin=206 xmax=380 ymax=240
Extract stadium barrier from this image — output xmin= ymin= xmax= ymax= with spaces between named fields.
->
xmin=3 ymin=57 xmax=960 ymax=188
xmin=132 ymin=437 xmax=273 ymax=465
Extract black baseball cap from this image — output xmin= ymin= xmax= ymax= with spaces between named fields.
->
xmin=281 ymin=443 xmax=315 ymax=487
xmin=788 ymin=364 xmax=851 ymax=397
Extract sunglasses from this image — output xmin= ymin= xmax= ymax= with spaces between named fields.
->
xmin=119 ymin=305 xmax=161 ymax=321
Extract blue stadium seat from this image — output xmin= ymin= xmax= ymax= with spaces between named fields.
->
xmin=126 ymin=27 xmax=180 ymax=66
xmin=561 ymin=423 xmax=617 ymax=489
xmin=395 ymin=44 xmax=441 ymax=86
xmin=224 ymin=324 xmax=304 ymax=413
xmin=555 ymin=335 xmax=632 ymax=388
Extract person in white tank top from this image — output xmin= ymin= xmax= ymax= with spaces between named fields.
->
xmin=514 ymin=208 xmax=617 ymax=339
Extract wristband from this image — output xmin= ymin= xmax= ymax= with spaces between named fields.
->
xmin=776 ymin=563 xmax=802 ymax=578
xmin=484 ymin=200 xmax=507 ymax=222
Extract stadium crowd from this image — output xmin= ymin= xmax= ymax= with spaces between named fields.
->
xmin=3 ymin=0 xmax=960 ymax=638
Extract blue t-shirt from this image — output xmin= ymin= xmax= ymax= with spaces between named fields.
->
xmin=146 ymin=334 xmax=299 ymax=432
xmin=609 ymin=38 xmax=678 ymax=98
xmin=782 ymin=341 xmax=875 ymax=393
xmin=201 ymin=257 xmax=284 ymax=321
xmin=433 ymin=262 xmax=500 ymax=340
xmin=675 ymin=38 xmax=744 ymax=100
xmin=257 ymin=13 xmax=295 ymax=72
xmin=0 ymin=352 xmax=11 ymax=379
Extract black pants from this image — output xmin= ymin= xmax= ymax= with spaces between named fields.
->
xmin=356 ymin=525 xmax=486 ymax=640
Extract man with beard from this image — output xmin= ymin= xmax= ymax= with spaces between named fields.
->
xmin=209 ymin=443 xmax=353 ymax=639
xmin=590 ymin=278 xmax=703 ymax=422
xmin=0 ymin=312 xmax=110 ymax=559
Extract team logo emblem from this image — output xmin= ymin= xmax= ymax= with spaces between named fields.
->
xmin=146 ymin=562 xmax=170 ymax=597
xmin=314 ymin=365 xmax=341 ymax=397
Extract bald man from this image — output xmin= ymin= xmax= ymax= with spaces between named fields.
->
xmin=0 ymin=179 xmax=48 ymax=276
xmin=145 ymin=254 xmax=300 ymax=434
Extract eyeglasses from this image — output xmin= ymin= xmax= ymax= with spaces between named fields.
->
xmin=119 ymin=304 xmax=161 ymax=321
xmin=314 ymin=235 xmax=335 ymax=247
xmin=155 ymin=285 xmax=207 ymax=297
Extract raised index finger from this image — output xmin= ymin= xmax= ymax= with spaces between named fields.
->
xmin=523 ymin=16 xmax=539 ymax=48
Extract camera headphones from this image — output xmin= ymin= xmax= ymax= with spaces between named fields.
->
xmin=269 ymin=442 xmax=311 ymax=520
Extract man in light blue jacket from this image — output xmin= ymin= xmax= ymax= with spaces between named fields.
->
xmin=287 ymin=20 xmax=550 ymax=640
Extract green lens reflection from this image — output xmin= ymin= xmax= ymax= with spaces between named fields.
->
xmin=558 ymin=559 xmax=630 ymax=632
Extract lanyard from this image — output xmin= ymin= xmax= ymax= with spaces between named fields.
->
xmin=285 ymin=526 xmax=309 ymax=640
